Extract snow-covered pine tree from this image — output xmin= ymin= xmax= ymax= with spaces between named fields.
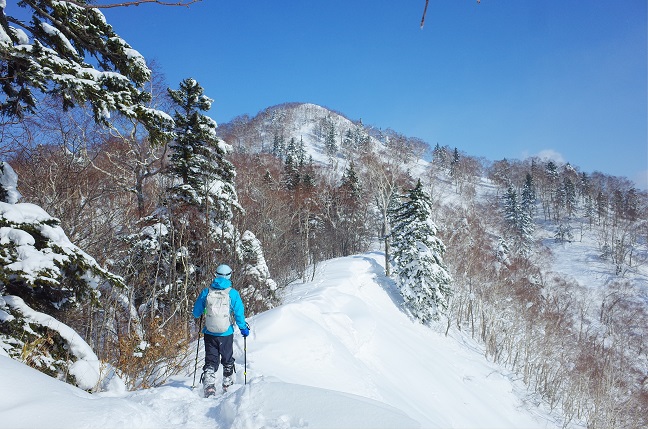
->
xmin=337 ymin=161 xmax=368 ymax=256
xmin=300 ymin=156 xmax=317 ymax=189
xmin=237 ymin=230 xmax=278 ymax=313
xmin=545 ymin=161 xmax=559 ymax=182
xmin=282 ymin=147 xmax=300 ymax=191
xmin=503 ymin=185 xmax=534 ymax=255
xmin=296 ymin=136 xmax=306 ymax=167
xmin=324 ymin=117 xmax=337 ymax=158
xmin=346 ymin=122 xmax=369 ymax=152
xmin=432 ymin=143 xmax=447 ymax=170
xmin=521 ymin=173 xmax=536 ymax=218
xmin=389 ymin=179 xmax=452 ymax=323
xmin=141 ymin=78 xmax=240 ymax=320
xmin=285 ymin=137 xmax=298 ymax=168
xmin=0 ymin=0 xmax=173 ymax=144
xmin=165 ymin=78 xmax=275 ymax=313
xmin=167 ymin=78 xmax=237 ymax=210
xmin=340 ymin=161 xmax=361 ymax=200
xmin=562 ymin=177 xmax=577 ymax=219
xmin=450 ymin=147 xmax=460 ymax=177
xmin=343 ymin=129 xmax=353 ymax=149
xmin=503 ymin=185 xmax=521 ymax=229
xmin=0 ymin=165 xmax=135 ymax=390
xmin=519 ymin=201 xmax=535 ymax=254
xmin=272 ymin=133 xmax=285 ymax=159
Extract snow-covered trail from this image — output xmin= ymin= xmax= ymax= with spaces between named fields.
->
xmin=1 ymin=252 xmax=562 ymax=429
xmin=248 ymin=252 xmax=559 ymax=428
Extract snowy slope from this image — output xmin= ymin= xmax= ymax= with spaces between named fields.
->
xmin=1 ymin=252 xmax=564 ymax=429
xmin=221 ymin=102 xmax=424 ymax=168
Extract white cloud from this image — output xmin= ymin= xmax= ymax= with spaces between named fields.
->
xmin=534 ymin=149 xmax=565 ymax=164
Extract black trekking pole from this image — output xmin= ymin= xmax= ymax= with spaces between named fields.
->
xmin=242 ymin=322 xmax=250 ymax=385
xmin=192 ymin=315 xmax=203 ymax=389
xmin=244 ymin=335 xmax=247 ymax=385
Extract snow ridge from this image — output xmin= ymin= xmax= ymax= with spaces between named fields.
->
xmin=0 ymin=252 xmax=562 ymax=429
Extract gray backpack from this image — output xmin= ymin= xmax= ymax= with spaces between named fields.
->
xmin=205 ymin=287 xmax=232 ymax=333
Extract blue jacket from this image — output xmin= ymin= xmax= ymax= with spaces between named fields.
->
xmin=192 ymin=277 xmax=247 ymax=336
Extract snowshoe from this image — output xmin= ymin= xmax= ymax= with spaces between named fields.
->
xmin=204 ymin=384 xmax=216 ymax=398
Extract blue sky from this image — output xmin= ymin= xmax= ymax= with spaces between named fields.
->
xmin=103 ymin=1 xmax=647 ymax=189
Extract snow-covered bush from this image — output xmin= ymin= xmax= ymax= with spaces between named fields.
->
xmin=0 ymin=189 xmax=126 ymax=390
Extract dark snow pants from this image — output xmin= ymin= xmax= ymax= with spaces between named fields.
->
xmin=203 ymin=333 xmax=235 ymax=376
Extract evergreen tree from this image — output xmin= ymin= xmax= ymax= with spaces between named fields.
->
xmin=503 ymin=185 xmax=534 ymax=255
xmin=167 ymin=78 xmax=236 ymax=210
xmin=117 ymin=79 xmax=242 ymax=321
xmin=521 ymin=173 xmax=536 ymax=218
xmin=343 ymin=129 xmax=353 ymax=149
xmin=562 ymin=177 xmax=576 ymax=219
xmin=389 ymin=180 xmax=452 ymax=323
xmin=518 ymin=212 xmax=535 ymax=255
xmin=282 ymin=149 xmax=300 ymax=191
xmin=347 ymin=122 xmax=370 ymax=152
xmin=301 ymin=168 xmax=317 ymax=190
xmin=237 ymin=230 xmax=278 ymax=313
xmin=596 ymin=191 xmax=608 ymax=224
xmin=0 ymin=0 xmax=172 ymax=144
xmin=297 ymin=136 xmax=306 ymax=167
xmin=579 ymin=172 xmax=590 ymax=199
xmin=432 ymin=143 xmax=447 ymax=169
xmin=262 ymin=170 xmax=274 ymax=187
xmin=545 ymin=161 xmax=559 ymax=182
xmin=128 ymin=79 xmax=276 ymax=322
xmin=450 ymin=147 xmax=460 ymax=177
xmin=583 ymin=194 xmax=595 ymax=227
xmin=0 ymin=185 xmax=132 ymax=388
xmin=285 ymin=137 xmax=298 ymax=165
xmin=324 ymin=118 xmax=337 ymax=158
xmin=272 ymin=133 xmax=285 ymax=159
xmin=337 ymin=161 xmax=368 ymax=255
xmin=340 ymin=161 xmax=361 ymax=200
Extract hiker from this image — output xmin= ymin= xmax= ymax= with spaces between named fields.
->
xmin=193 ymin=263 xmax=249 ymax=397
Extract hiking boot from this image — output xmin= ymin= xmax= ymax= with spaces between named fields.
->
xmin=223 ymin=362 xmax=235 ymax=377
xmin=202 ymin=367 xmax=216 ymax=385
xmin=221 ymin=362 xmax=235 ymax=391
xmin=204 ymin=384 xmax=216 ymax=398
xmin=202 ymin=367 xmax=216 ymax=397
xmin=222 ymin=375 xmax=233 ymax=390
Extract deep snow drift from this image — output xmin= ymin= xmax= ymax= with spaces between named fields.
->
xmin=0 ymin=252 xmax=565 ymax=429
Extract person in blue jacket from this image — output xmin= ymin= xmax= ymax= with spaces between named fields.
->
xmin=193 ymin=263 xmax=249 ymax=397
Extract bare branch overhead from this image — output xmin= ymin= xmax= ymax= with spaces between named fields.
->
xmin=63 ymin=0 xmax=202 ymax=9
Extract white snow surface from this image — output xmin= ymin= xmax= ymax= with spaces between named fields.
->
xmin=2 ymin=295 xmax=104 ymax=391
xmin=0 ymin=162 xmax=22 ymax=204
xmin=0 ymin=252 xmax=563 ymax=429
